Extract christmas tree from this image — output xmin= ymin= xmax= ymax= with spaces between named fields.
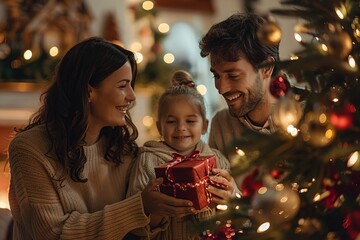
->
xmin=200 ymin=0 xmax=360 ymax=239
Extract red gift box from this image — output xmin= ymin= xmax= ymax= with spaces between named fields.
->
xmin=154 ymin=151 xmax=217 ymax=210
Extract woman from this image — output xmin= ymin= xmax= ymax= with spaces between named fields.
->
xmin=8 ymin=37 xmax=194 ymax=239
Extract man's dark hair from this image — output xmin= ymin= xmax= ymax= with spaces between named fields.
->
xmin=199 ymin=13 xmax=280 ymax=75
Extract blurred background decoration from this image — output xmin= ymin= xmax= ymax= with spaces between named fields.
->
xmin=0 ymin=0 xmax=93 ymax=82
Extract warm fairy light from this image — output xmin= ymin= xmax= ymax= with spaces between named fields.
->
xmin=319 ymin=113 xmax=327 ymax=123
xmin=235 ymin=192 xmax=242 ymax=198
xmin=216 ymin=204 xmax=228 ymax=210
xmin=275 ymin=184 xmax=284 ymax=191
xmin=257 ymin=222 xmax=270 ymax=233
xmin=325 ymin=129 xmax=334 ymax=139
xmin=294 ymin=33 xmax=302 ymax=42
xmin=158 ymin=23 xmax=170 ymax=33
xmin=258 ymin=187 xmax=267 ymax=194
xmin=313 ymin=191 xmax=330 ymax=202
xmin=287 ymin=125 xmax=299 ymax=137
xmin=313 ymin=193 xmax=321 ymax=202
xmin=299 ymin=188 xmax=308 ymax=193
xmin=23 ymin=49 xmax=32 ymax=60
xmin=332 ymin=97 xmax=339 ymax=103
xmin=196 ymin=84 xmax=207 ymax=95
xmin=235 ymin=148 xmax=245 ymax=156
xmin=335 ymin=3 xmax=347 ymax=19
xmin=142 ymin=115 xmax=154 ymax=127
xmin=347 ymin=151 xmax=359 ymax=168
xmin=135 ymin=52 xmax=143 ymax=63
xmin=49 ymin=46 xmax=59 ymax=57
xmin=290 ymin=55 xmax=299 ymax=60
xmin=130 ymin=41 xmax=142 ymax=52
xmin=321 ymin=44 xmax=329 ymax=52
xmin=235 ymin=205 xmax=240 ymax=210
xmin=335 ymin=9 xmax=344 ymax=19
xmin=280 ymin=196 xmax=288 ymax=203
xmin=348 ymin=55 xmax=356 ymax=68
xmin=163 ymin=53 xmax=174 ymax=64
xmin=142 ymin=1 xmax=154 ymax=10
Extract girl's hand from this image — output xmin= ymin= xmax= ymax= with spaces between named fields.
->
xmin=141 ymin=178 xmax=196 ymax=217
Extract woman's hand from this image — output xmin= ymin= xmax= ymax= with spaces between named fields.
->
xmin=208 ymin=168 xmax=238 ymax=205
xmin=141 ymin=178 xmax=195 ymax=217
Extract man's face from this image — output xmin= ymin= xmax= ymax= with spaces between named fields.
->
xmin=210 ymin=56 xmax=265 ymax=118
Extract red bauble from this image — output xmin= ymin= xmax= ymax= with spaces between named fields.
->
xmin=270 ymin=74 xmax=291 ymax=98
xmin=343 ymin=211 xmax=360 ymax=240
xmin=241 ymin=168 xmax=263 ymax=197
xmin=270 ymin=169 xmax=284 ymax=179
xmin=330 ymin=103 xmax=355 ymax=130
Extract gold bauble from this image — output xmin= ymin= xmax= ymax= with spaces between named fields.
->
xmin=323 ymin=30 xmax=352 ymax=59
xmin=250 ymin=185 xmax=300 ymax=227
xmin=300 ymin=111 xmax=336 ymax=147
xmin=272 ymin=93 xmax=303 ymax=132
xmin=257 ymin=21 xmax=282 ymax=46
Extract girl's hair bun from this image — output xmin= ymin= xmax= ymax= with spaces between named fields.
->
xmin=170 ymin=70 xmax=195 ymax=88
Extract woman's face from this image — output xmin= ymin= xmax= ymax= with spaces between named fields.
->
xmin=88 ymin=61 xmax=136 ymax=129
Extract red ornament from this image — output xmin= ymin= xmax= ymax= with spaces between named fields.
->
xmin=270 ymin=169 xmax=284 ymax=179
xmin=343 ymin=211 xmax=360 ymax=240
xmin=330 ymin=103 xmax=355 ymax=130
xmin=269 ymin=74 xmax=291 ymax=98
xmin=241 ymin=168 xmax=263 ymax=197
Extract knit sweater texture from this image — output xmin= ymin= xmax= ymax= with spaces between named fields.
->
xmin=127 ymin=140 xmax=231 ymax=240
xmin=208 ymin=108 xmax=277 ymax=160
xmin=8 ymin=124 xmax=151 ymax=240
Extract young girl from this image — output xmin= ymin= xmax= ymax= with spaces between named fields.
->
xmin=128 ymin=70 xmax=239 ymax=239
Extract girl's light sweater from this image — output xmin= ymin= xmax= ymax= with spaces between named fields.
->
xmin=8 ymin=124 xmax=150 ymax=239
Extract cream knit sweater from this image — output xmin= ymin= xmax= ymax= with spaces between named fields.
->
xmin=208 ymin=108 xmax=277 ymax=160
xmin=127 ymin=140 xmax=231 ymax=240
xmin=8 ymin=124 xmax=151 ymax=240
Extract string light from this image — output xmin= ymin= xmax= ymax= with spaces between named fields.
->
xmin=158 ymin=23 xmax=170 ymax=33
xmin=348 ymin=55 xmax=356 ymax=68
xmin=163 ymin=53 xmax=174 ymax=64
xmin=142 ymin=1 xmax=154 ymax=11
xmin=142 ymin=115 xmax=154 ymax=127
xmin=196 ymin=84 xmax=207 ymax=95
xmin=23 ymin=50 xmax=32 ymax=60
xmin=257 ymin=222 xmax=270 ymax=233
xmin=294 ymin=33 xmax=302 ymax=42
xmin=347 ymin=151 xmax=359 ymax=168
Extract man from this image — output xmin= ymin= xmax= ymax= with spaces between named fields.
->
xmin=199 ymin=13 xmax=280 ymax=162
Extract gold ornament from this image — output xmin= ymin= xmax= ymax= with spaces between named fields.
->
xmin=352 ymin=17 xmax=360 ymax=42
xmin=300 ymin=109 xmax=336 ymax=147
xmin=257 ymin=21 xmax=282 ymax=46
xmin=249 ymin=184 xmax=300 ymax=227
xmin=272 ymin=93 xmax=303 ymax=133
xmin=323 ymin=28 xmax=352 ymax=59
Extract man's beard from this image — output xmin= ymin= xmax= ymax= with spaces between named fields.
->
xmin=228 ymin=74 xmax=264 ymax=118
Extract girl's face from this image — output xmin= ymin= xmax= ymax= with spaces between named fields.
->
xmin=88 ymin=61 xmax=135 ymax=130
xmin=157 ymin=95 xmax=208 ymax=155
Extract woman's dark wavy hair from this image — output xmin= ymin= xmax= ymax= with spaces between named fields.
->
xmin=199 ymin=12 xmax=280 ymax=76
xmin=18 ymin=37 xmax=139 ymax=182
